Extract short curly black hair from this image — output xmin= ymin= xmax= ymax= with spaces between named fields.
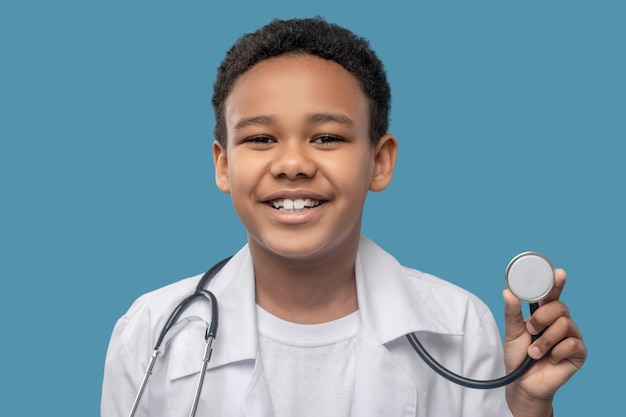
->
xmin=211 ymin=17 xmax=391 ymax=147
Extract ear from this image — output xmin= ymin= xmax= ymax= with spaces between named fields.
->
xmin=213 ymin=141 xmax=231 ymax=193
xmin=369 ymin=134 xmax=398 ymax=192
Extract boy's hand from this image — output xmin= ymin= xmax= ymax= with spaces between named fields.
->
xmin=502 ymin=268 xmax=587 ymax=417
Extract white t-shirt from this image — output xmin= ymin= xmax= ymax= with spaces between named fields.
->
xmin=257 ymin=306 xmax=358 ymax=417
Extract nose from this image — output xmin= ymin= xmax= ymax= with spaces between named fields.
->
xmin=269 ymin=141 xmax=317 ymax=180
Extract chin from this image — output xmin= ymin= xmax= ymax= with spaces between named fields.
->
xmin=265 ymin=241 xmax=328 ymax=260
xmin=251 ymin=231 xmax=358 ymax=264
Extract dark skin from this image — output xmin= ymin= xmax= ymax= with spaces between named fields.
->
xmin=503 ymin=268 xmax=587 ymax=417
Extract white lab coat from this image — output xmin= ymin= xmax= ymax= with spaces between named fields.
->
xmin=101 ymin=237 xmax=513 ymax=417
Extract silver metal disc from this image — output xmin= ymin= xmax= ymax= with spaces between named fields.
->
xmin=505 ymin=252 xmax=555 ymax=303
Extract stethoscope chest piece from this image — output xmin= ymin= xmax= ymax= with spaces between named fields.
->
xmin=505 ymin=252 xmax=555 ymax=303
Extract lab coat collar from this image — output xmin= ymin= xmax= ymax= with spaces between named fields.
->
xmin=168 ymin=245 xmax=258 ymax=379
xmin=355 ymin=236 xmax=462 ymax=344
xmin=169 ymin=236 xmax=461 ymax=380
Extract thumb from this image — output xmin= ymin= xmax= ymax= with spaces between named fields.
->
xmin=503 ymin=289 xmax=527 ymax=342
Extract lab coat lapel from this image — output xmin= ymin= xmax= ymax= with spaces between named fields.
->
xmin=353 ymin=237 xmax=462 ymax=417
xmin=205 ymin=247 xmax=274 ymax=416
xmin=355 ymin=237 xmax=461 ymax=342
xmin=354 ymin=329 xmax=417 ymax=417
xmin=244 ymin=356 xmax=274 ymax=417
xmin=166 ymin=246 xmax=275 ymax=416
xmin=168 ymin=246 xmax=258 ymax=379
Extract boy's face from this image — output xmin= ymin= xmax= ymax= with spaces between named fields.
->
xmin=214 ymin=54 xmax=396 ymax=263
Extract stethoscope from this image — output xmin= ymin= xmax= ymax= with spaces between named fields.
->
xmin=128 ymin=252 xmax=555 ymax=417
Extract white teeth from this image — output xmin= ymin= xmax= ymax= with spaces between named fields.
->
xmin=271 ymin=198 xmax=321 ymax=212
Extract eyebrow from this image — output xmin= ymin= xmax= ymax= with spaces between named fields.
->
xmin=233 ymin=112 xmax=355 ymax=130
xmin=306 ymin=112 xmax=355 ymax=127
xmin=234 ymin=115 xmax=277 ymax=130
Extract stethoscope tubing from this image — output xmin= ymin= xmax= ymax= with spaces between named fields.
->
xmin=127 ymin=259 xmax=225 ymax=417
xmin=128 ymin=255 xmax=544 ymax=416
xmin=406 ymin=302 xmax=540 ymax=389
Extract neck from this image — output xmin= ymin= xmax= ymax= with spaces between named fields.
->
xmin=250 ymin=237 xmax=360 ymax=324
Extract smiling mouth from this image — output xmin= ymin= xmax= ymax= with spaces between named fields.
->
xmin=270 ymin=198 xmax=324 ymax=213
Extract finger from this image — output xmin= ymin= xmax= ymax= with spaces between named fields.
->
xmin=548 ymin=336 xmax=587 ymax=367
xmin=503 ymin=289 xmax=527 ymax=341
xmin=540 ymin=268 xmax=567 ymax=304
xmin=526 ymin=300 xmax=571 ymax=335
xmin=528 ymin=315 xmax=581 ymax=360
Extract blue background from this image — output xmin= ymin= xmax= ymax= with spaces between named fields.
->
xmin=2 ymin=1 xmax=624 ymax=415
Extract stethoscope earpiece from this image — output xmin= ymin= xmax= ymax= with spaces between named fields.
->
xmin=505 ymin=252 xmax=555 ymax=303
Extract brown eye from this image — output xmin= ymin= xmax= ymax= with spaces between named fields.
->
xmin=312 ymin=135 xmax=343 ymax=144
xmin=245 ymin=136 xmax=275 ymax=144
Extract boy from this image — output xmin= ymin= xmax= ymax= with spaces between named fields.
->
xmin=102 ymin=17 xmax=586 ymax=417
